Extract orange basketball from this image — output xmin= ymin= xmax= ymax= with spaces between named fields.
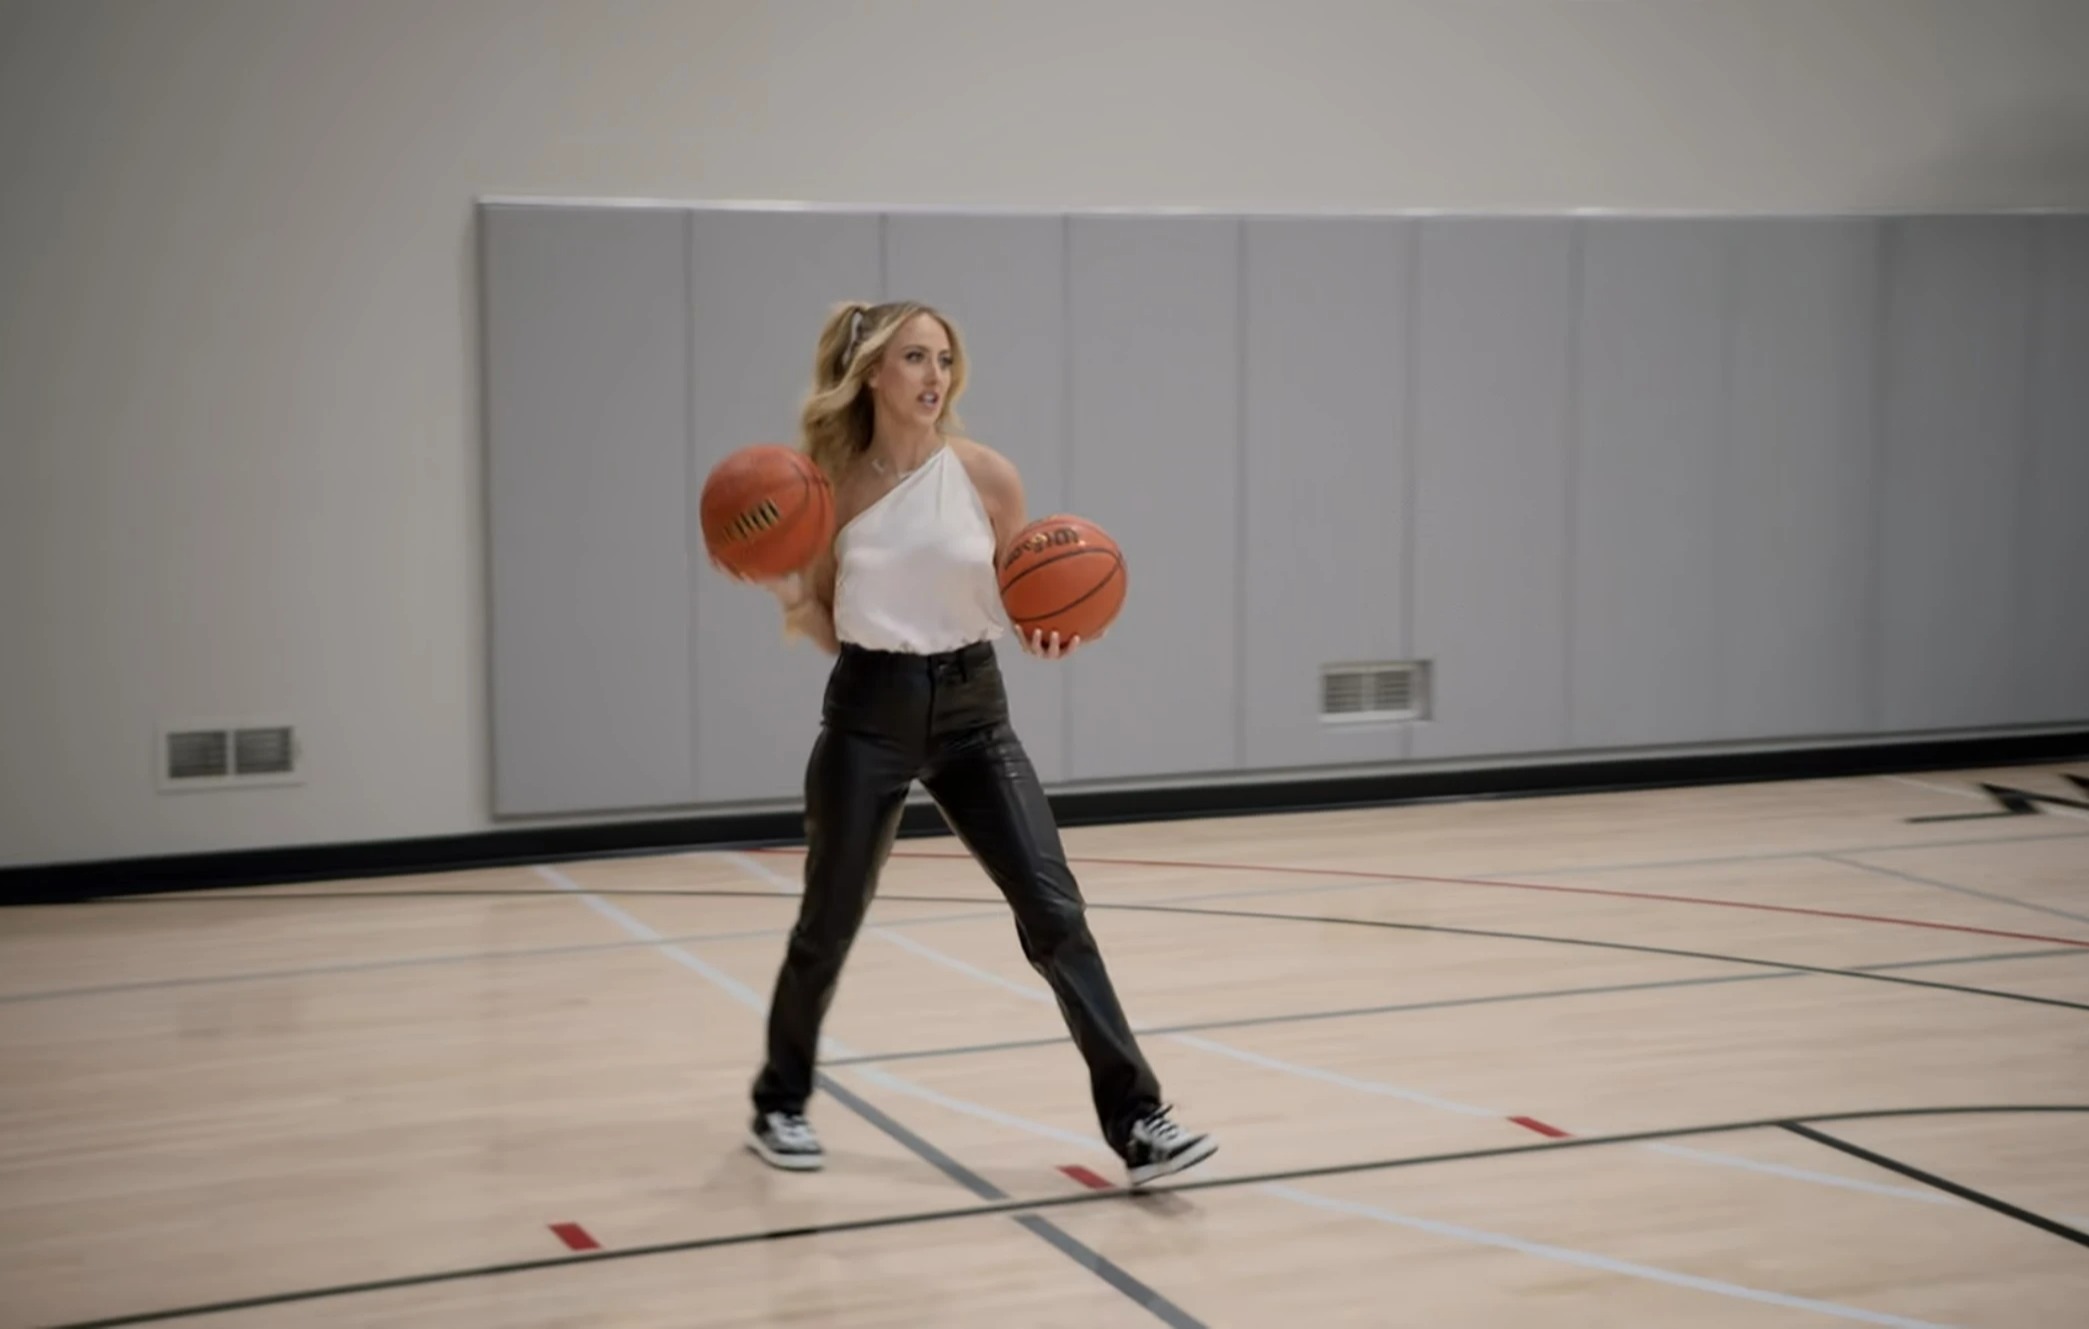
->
xmin=997 ymin=514 xmax=1127 ymax=643
xmin=700 ymin=444 xmax=834 ymax=580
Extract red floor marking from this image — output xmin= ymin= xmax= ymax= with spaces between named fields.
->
xmin=748 ymin=846 xmax=2089 ymax=950
xmin=1061 ymin=1164 xmax=1114 ymax=1190
xmin=549 ymin=1222 xmax=600 ymax=1251
xmin=1509 ymin=1116 xmax=1571 ymax=1139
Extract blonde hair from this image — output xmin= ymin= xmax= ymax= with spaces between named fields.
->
xmin=800 ymin=300 xmax=967 ymax=481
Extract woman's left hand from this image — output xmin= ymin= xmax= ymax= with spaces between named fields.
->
xmin=1019 ymin=627 xmax=1099 ymax=659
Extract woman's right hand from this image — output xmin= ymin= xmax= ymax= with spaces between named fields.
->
xmin=711 ymin=556 xmax=802 ymax=604
xmin=712 ymin=553 xmax=837 ymax=653
xmin=763 ymin=572 xmax=806 ymax=608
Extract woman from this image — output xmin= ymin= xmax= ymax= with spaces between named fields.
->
xmin=725 ymin=298 xmax=1216 ymax=1187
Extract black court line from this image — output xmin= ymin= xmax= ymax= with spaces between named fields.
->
xmin=0 ymin=908 xmax=1009 ymax=1007
xmin=14 ymin=838 xmax=2089 ymax=1010
xmin=1781 ymin=1123 xmax=2089 ymax=1249
xmin=0 ymin=935 xmax=675 ymax=1006
xmin=1823 ymin=854 xmax=2089 ymax=928
xmin=821 ymin=945 xmax=2089 ymax=1068
xmin=39 ymin=1104 xmax=2089 ymax=1329
xmin=43 ymin=862 xmax=2089 ymax=959
xmin=65 ymin=886 xmax=812 ymax=904
xmin=817 ymin=1073 xmax=1205 ymax=1328
xmin=1507 ymin=827 xmax=2089 ymax=879
xmin=66 ymin=872 xmax=2089 ymax=969
xmin=1089 ymin=901 xmax=2089 ymax=1014
xmin=24 ymin=889 xmax=2089 ymax=1016
xmin=6 ymin=918 xmax=2064 ymax=1018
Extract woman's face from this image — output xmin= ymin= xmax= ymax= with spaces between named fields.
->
xmin=868 ymin=312 xmax=955 ymax=431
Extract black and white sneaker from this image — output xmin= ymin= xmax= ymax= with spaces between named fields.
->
xmin=1121 ymin=1107 xmax=1217 ymax=1187
xmin=748 ymin=1110 xmax=823 ymax=1171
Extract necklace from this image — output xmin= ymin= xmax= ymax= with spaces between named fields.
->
xmin=866 ymin=446 xmax=935 ymax=480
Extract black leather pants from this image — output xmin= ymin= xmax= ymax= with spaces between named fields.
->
xmin=751 ymin=639 xmax=1163 ymax=1153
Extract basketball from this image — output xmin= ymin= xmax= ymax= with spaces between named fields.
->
xmin=997 ymin=514 xmax=1127 ymax=643
xmin=700 ymin=444 xmax=834 ymax=581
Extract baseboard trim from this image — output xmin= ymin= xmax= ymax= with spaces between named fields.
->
xmin=5 ymin=727 xmax=2085 ymax=905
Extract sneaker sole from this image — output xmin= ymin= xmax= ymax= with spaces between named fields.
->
xmin=747 ymin=1131 xmax=824 ymax=1172
xmin=1126 ymin=1135 xmax=1218 ymax=1188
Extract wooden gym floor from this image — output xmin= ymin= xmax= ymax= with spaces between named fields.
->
xmin=3 ymin=761 xmax=2087 ymax=1327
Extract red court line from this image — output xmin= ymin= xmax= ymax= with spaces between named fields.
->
xmin=549 ymin=1223 xmax=599 ymax=1252
xmin=1060 ymin=1164 xmax=1114 ymax=1190
xmin=1510 ymin=1116 xmax=1572 ymax=1139
xmin=749 ymin=846 xmax=2089 ymax=950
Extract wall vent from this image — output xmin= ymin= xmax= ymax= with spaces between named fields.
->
xmin=165 ymin=730 xmax=231 ymax=781
xmin=233 ymin=726 xmax=296 ymax=776
xmin=159 ymin=722 xmax=302 ymax=791
xmin=1319 ymin=661 xmax=1429 ymax=724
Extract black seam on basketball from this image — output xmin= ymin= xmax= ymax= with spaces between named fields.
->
xmin=727 ymin=456 xmax=816 ymax=551
xmin=724 ymin=497 xmax=782 ymax=543
xmin=1001 ymin=550 xmax=1123 ymax=618
xmin=762 ymin=458 xmax=813 ymax=539
xmin=999 ymin=543 xmax=1117 ymax=590
xmin=1013 ymin=558 xmax=1125 ymax=626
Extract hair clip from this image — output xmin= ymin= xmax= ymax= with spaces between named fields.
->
xmin=843 ymin=308 xmax=864 ymax=364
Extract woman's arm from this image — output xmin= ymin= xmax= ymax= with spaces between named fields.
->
xmin=710 ymin=539 xmax=840 ymax=655
xmin=775 ymin=540 xmax=840 ymax=655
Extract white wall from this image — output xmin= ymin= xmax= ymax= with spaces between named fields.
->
xmin=4 ymin=0 xmax=2087 ymax=869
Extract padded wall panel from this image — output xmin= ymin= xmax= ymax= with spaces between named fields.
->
xmin=1408 ymin=219 xmax=1576 ymax=760
xmin=1065 ymin=217 xmax=1242 ymax=781
xmin=2020 ymin=217 xmax=2089 ymax=723
xmin=1877 ymin=218 xmax=2034 ymax=731
xmin=1570 ymin=220 xmax=1732 ymax=748
xmin=482 ymin=204 xmax=696 ymax=816
xmin=1240 ymin=218 xmax=1412 ymax=770
xmin=1714 ymin=220 xmax=1880 ymax=738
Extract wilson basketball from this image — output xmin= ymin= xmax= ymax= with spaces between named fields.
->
xmin=700 ymin=444 xmax=834 ymax=580
xmin=997 ymin=514 xmax=1127 ymax=643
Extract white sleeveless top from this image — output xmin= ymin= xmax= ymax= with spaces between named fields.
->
xmin=832 ymin=445 xmax=1009 ymax=654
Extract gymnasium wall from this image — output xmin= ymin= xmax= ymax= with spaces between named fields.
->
xmin=484 ymin=204 xmax=2089 ymax=817
xmin=5 ymin=1 xmax=2089 ymax=868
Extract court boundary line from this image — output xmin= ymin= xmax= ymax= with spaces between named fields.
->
xmin=815 ymin=944 xmax=2089 ymax=1068
xmin=17 ymin=889 xmax=2083 ymax=1015
xmin=779 ymin=846 xmax=2089 ymax=951
xmin=1091 ymin=900 xmax=2089 ymax=1012
xmin=13 ymin=812 xmax=2086 ymax=1007
xmin=47 ymin=864 xmax=2089 ymax=955
xmin=38 ymin=1105 xmax=2089 ymax=1329
xmin=1490 ymin=826 xmax=2089 ymax=877
xmin=1781 ymin=1123 xmax=2089 ymax=1249
xmin=0 ymin=906 xmax=1012 ymax=1006
xmin=1822 ymin=854 xmax=2089 ymax=927
xmin=25 ymin=819 xmax=2089 ymax=963
xmin=12 ymin=810 xmax=2088 ymax=1005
